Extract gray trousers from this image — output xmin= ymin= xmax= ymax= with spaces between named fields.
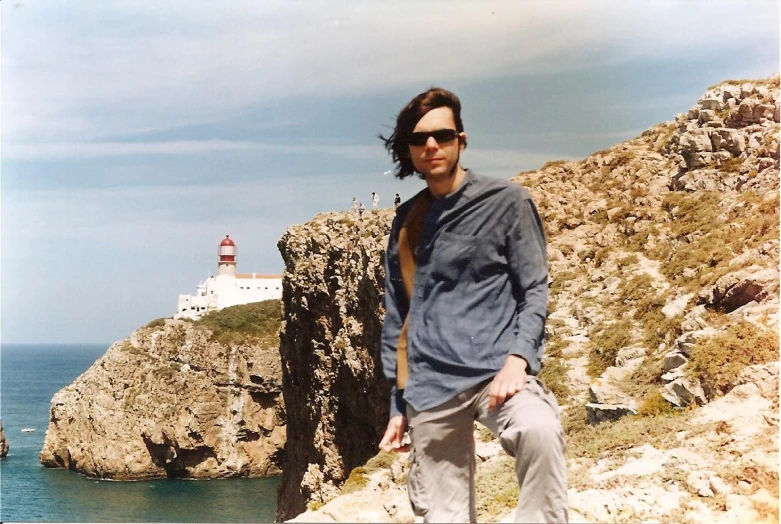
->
xmin=406 ymin=377 xmax=568 ymax=523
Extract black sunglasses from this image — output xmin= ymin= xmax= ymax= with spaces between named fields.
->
xmin=407 ymin=129 xmax=459 ymax=146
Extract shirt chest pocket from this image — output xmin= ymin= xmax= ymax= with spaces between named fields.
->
xmin=428 ymin=232 xmax=478 ymax=282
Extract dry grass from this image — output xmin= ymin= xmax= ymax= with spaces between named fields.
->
xmin=195 ymin=299 xmax=282 ymax=348
xmin=340 ymin=467 xmax=369 ymax=494
xmin=650 ymin=189 xmax=779 ymax=291
xmin=688 ymin=320 xmax=779 ymax=400
xmin=624 ymin=353 xmax=666 ymax=399
xmin=563 ymin=403 xmax=689 ymax=460
xmin=539 ymin=357 xmax=571 ymax=402
xmin=541 ymin=159 xmax=570 ymax=170
xmin=637 ymin=390 xmax=675 ymax=417
xmin=587 ymin=320 xmax=634 ymax=377
xmin=475 ymin=455 xmax=518 ymax=521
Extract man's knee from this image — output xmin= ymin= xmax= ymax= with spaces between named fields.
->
xmin=499 ymin=412 xmax=563 ymax=457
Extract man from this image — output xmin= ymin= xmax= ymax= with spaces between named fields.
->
xmin=378 ymin=87 xmax=567 ymax=523
xmin=372 ymin=191 xmax=380 ymax=209
xmin=394 ymin=193 xmax=401 ymax=208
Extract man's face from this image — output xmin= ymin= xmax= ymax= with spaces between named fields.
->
xmin=408 ymin=106 xmax=466 ymax=180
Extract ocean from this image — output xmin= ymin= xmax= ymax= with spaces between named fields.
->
xmin=0 ymin=344 xmax=280 ymax=523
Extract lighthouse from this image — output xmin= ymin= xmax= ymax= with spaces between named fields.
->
xmin=218 ymin=235 xmax=237 ymax=276
xmin=174 ymin=234 xmax=283 ymax=320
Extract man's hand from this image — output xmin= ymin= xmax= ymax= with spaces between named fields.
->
xmin=379 ymin=415 xmax=409 ymax=453
xmin=488 ymin=355 xmax=529 ymax=410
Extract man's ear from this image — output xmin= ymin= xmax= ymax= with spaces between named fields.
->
xmin=459 ymin=132 xmax=468 ymax=152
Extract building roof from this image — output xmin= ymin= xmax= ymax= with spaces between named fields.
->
xmin=235 ymin=273 xmax=283 ymax=279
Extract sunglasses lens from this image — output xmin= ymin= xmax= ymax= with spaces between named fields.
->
xmin=432 ymin=129 xmax=457 ymax=143
xmin=408 ymin=129 xmax=457 ymax=146
xmin=408 ymin=134 xmax=427 ymax=146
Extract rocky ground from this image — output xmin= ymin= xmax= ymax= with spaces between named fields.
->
xmin=279 ymin=75 xmax=779 ymax=523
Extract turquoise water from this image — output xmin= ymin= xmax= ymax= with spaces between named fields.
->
xmin=0 ymin=344 xmax=280 ymax=523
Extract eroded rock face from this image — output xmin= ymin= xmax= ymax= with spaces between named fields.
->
xmin=276 ymin=209 xmax=395 ymax=521
xmin=39 ymin=320 xmax=285 ymax=479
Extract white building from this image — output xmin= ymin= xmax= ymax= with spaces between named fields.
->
xmin=174 ymin=235 xmax=283 ymax=320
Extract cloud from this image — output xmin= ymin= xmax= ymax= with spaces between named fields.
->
xmin=2 ymin=139 xmax=383 ymax=161
xmin=3 ymin=1 xmax=777 ymax=143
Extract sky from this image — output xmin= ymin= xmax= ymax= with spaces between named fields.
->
xmin=1 ymin=1 xmax=778 ymax=345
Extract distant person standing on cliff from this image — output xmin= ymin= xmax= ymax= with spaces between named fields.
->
xmin=377 ymin=88 xmax=567 ymax=523
xmin=394 ymin=193 xmax=401 ymax=208
xmin=351 ymin=196 xmax=358 ymax=213
xmin=372 ymin=192 xmax=379 ymax=209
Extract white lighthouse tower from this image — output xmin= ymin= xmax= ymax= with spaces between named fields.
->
xmin=174 ymin=234 xmax=283 ymax=320
xmin=218 ymin=235 xmax=237 ymax=276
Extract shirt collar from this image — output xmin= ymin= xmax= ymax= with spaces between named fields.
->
xmin=428 ymin=168 xmax=474 ymax=203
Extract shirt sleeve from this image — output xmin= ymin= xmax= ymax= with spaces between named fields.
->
xmin=506 ymin=196 xmax=549 ymax=375
xmin=380 ymin=215 xmax=408 ymax=418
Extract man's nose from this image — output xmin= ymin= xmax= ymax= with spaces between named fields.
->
xmin=425 ymin=136 xmax=439 ymax=148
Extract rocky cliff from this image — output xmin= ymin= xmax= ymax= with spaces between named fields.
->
xmin=276 ymin=210 xmax=395 ymax=520
xmin=277 ymin=75 xmax=779 ymax=523
xmin=39 ymin=301 xmax=285 ymax=480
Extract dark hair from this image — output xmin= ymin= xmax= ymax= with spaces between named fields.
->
xmin=379 ymin=87 xmax=466 ymax=179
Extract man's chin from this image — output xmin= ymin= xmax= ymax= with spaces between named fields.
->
xmin=423 ymin=169 xmax=453 ymax=181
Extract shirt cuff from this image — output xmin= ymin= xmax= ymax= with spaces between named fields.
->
xmin=389 ymin=386 xmax=406 ymax=418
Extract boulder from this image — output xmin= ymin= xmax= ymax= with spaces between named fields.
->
xmin=662 ymin=376 xmax=707 ymax=407
xmin=697 ymin=267 xmax=778 ymax=312
xmin=589 ymin=381 xmax=633 ymax=405
xmin=586 ymin=403 xmax=637 ymax=425
xmin=0 ymin=420 xmax=8 ymax=458
xmin=664 ymin=350 xmax=688 ymax=372
xmin=710 ymin=128 xmax=746 ymax=155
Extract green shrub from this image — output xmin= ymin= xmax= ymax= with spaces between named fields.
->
xmin=564 ymin=402 xmax=687 ymax=459
xmin=364 ymin=452 xmax=396 ymax=471
xmin=541 ymin=159 xmax=569 ymax=170
xmin=637 ymin=390 xmax=675 ymax=417
xmin=475 ymin=456 xmax=518 ymax=521
xmin=618 ymin=274 xmax=654 ymax=304
xmin=145 ymin=318 xmax=166 ymax=329
xmin=341 ymin=467 xmax=369 ymax=494
xmin=539 ymin=357 xmax=571 ymax=402
xmin=587 ymin=320 xmax=633 ymax=377
xmin=195 ymin=300 xmax=282 ymax=347
xmin=720 ymin=156 xmax=744 ymax=173
xmin=688 ymin=320 xmax=779 ymax=400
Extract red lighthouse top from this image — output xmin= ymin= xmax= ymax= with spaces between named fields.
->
xmin=218 ymin=235 xmax=237 ymax=262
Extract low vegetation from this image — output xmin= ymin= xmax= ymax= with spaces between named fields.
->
xmin=475 ymin=456 xmax=519 ymax=521
xmin=688 ymin=320 xmax=779 ymax=400
xmin=144 ymin=317 xmax=166 ymax=329
xmin=195 ymin=300 xmax=282 ymax=347
xmin=539 ymin=356 xmax=571 ymax=401
xmin=587 ymin=319 xmax=633 ymax=377
xmin=563 ymin=403 xmax=688 ymax=460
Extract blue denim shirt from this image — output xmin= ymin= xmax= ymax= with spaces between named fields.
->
xmin=381 ymin=170 xmax=548 ymax=418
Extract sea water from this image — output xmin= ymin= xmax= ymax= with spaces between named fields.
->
xmin=0 ymin=344 xmax=280 ymax=523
